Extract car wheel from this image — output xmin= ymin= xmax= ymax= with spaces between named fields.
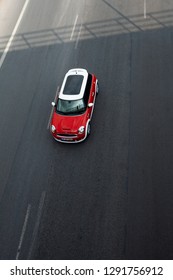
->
xmin=96 ymin=81 xmax=99 ymax=95
xmin=87 ymin=122 xmax=91 ymax=136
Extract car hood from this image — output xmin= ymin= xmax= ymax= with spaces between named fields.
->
xmin=51 ymin=112 xmax=87 ymax=133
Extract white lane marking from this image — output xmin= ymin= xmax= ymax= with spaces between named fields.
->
xmin=27 ymin=191 xmax=46 ymax=259
xmin=56 ymin=0 xmax=71 ymax=27
xmin=0 ymin=0 xmax=30 ymax=69
xmin=144 ymin=0 xmax=147 ymax=19
xmin=70 ymin=14 xmax=78 ymax=40
xmin=16 ymin=204 xmax=31 ymax=260
xmin=75 ymin=23 xmax=82 ymax=49
xmin=47 ymin=86 xmax=59 ymax=129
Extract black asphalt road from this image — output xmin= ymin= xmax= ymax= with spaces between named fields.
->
xmin=0 ymin=0 xmax=173 ymax=260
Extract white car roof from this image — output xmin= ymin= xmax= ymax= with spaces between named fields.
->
xmin=59 ymin=68 xmax=88 ymax=100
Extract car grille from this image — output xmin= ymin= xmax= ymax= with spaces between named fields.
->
xmin=57 ymin=133 xmax=77 ymax=137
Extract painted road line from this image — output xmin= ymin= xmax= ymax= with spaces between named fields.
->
xmin=144 ymin=0 xmax=147 ymax=19
xmin=16 ymin=204 xmax=31 ymax=260
xmin=0 ymin=0 xmax=30 ymax=69
xmin=70 ymin=14 xmax=78 ymax=40
xmin=27 ymin=191 xmax=46 ymax=259
xmin=47 ymin=86 xmax=59 ymax=129
xmin=75 ymin=23 xmax=83 ymax=49
xmin=56 ymin=0 xmax=71 ymax=27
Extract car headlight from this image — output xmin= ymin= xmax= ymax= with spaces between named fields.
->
xmin=78 ymin=126 xmax=85 ymax=134
xmin=51 ymin=125 xmax=56 ymax=133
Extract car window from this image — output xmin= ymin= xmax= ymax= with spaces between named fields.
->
xmin=83 ymin=74 xmax=92 ymax=104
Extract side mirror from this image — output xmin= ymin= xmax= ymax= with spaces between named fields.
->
xmin=51 ymin=101 xmax=56 ymax=107
xmin=88 ymin=103 xmax=94 ymax=108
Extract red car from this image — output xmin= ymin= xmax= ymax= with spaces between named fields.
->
xmin=50 ymin=68 xmax=99 ymax=143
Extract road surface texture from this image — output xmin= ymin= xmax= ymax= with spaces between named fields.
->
xmin=0 ymin=0 xmax=173 ymax=259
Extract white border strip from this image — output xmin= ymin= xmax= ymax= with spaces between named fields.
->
xmin=144 ymin=0 xmax=147 ymax=19
xmin=70 ymin=14 xmax=78 ymax=40
xmin=27 ymin=191 xmax=46 ymax=259
xmin=16 ymin=204 xmax=31 ymax=260
xmin=0 ymin=0 xmax=30 ymax=69
xmin=75 ymin=23 xmax=83 ymax=49
xmin=47 ymin=86 xmax=59 ymax=129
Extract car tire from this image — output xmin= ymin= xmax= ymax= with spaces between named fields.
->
xmin=87 ymin=122 xmax=91 ymax=136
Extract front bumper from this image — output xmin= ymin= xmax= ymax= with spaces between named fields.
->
xmin=51 ymin=132 xmax=87 ymax=143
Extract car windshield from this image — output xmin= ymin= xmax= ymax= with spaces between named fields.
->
xmin=56 ymin=98 xmax=86 ymax=115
